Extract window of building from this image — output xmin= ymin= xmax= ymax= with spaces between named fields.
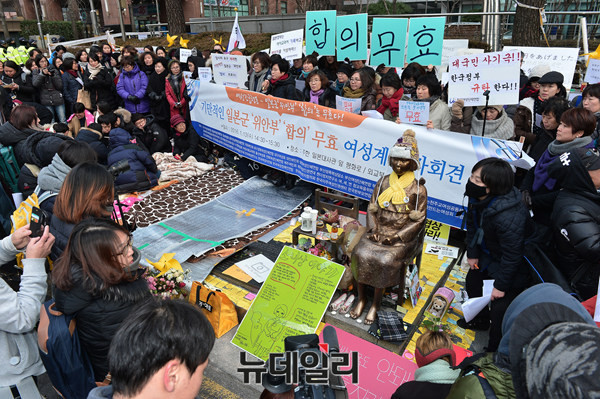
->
xmin=281 ymin=0 xmax=287 ymax=14
xmin=260 ymin=0 xmax=268 ymax=14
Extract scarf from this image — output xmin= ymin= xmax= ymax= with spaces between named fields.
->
xmin=378 ymin=171 xmax=415 ymax=211
xmin=414 ymin=359 xmax=461 ymax=384
xmin=309 ymin=89 xmax=324 ymax=104
xmin=249 ymin=68 xmax=268 ymax=92
xmin=533 ymin=136 xmax=594 ymax=192
xmin=148 ymin=70 xmax=167 ymax=94
xmin=300 ymin=70 xmax=310 ymax=79
xmin=335 ymin=80 xmax=346 ymax=93
xmin=342 ymin=86 xmax=366 ymax=99
xmin=419 ymin=95 xmax=440 ymax=105
xmin=377 ymin=88 xmax=404 ymax=117
xmin=169 ymin=72 xmax=183 ymax=101
xmin=87 ymin=62 xmax=103 ymax=79
xmin=269 ymin=73 xmax=289 ymax=85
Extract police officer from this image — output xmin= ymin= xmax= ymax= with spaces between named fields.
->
xmin=17 ymin=37 xmax=29 ymax=65
xmin=5 ymin=38 xmax=18 ymax=63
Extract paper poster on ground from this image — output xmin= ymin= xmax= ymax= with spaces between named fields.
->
xmin=211 ymin=54 xmax=248 ymax=88
xmin=232 ymin=247 xmax=345 ymax=360
xmin=424 ymin=219 xmax=450 ymax=244
xmin=585 ymin=58 xmax=600 ymax=84
xmin=320 ymin=325 xmax=417 ymax=398
xmin=235 ymin=254 xmax=274 ymax=283
xmin=503 ymin=46 xmax=579 ymax=91
xmin=448 ymin=50 xmax=521 ymax=106
xmin=270 ymin=29 xmax=304 ymax=61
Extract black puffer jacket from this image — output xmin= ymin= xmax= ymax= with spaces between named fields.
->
xmin=172 ymin=124 xmax=202 ymax=161
xmin=1 ymin=71 xmax=36 ymax=103
xmin=466 ymin=187 xmax=532 ymax=292
xmin=83 ymin=67 xmax=117 ymax=111
xmin=48 ymin=214 xmax=74 ymax=261
xmin=31 ymin=66 xmax=64 ymax=106
xmin=16 ymin=131 xmax=70 ymax=168
xmin=131 ymin=115 xmax=171 ymax=154
xmin=53 ymin=267 xmax=151 ymax=381
xmin=75 ymin=127 xmax=109 ymax=164
xmin=0 ymin=121 xmax=29 ymax=150
xmin=549 ymin=149 xmax=600 ymax=300
xmin=267 ymin=74 xmax=302 ymax=101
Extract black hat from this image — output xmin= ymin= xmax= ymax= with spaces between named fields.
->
xmin=538 ymin=71 xmax=564 ymax=85
xmin=337 ymin=63 xmax=353 ymax=78
xmin=131 ymin=113 xmax=146 ymax=123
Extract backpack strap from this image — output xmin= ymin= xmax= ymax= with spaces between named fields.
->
xmin=476 ymin=375 xmax=499 ymax=399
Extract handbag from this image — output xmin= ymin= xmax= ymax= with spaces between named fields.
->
xmin=189 ymin=281 xmax=238 ymax=338
xmin=76 ymin=88 xmax=92 ymax=110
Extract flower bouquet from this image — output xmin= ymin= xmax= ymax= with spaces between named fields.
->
xmin=145 ymin=267 xmax=191 ymax=299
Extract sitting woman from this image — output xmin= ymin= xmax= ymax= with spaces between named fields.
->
xmin=377 ymin=72 xmax=404 ymax=121
xmin=414 ymin=74 xmax=450 ymax=130
xmin=303 ymin=70 xmax=335 ymax=108
xmin=392 ymin=329 xmax=459 ymax=399
xmin=469 ymin=105 xmax=514 ymax=140
xmin=49 ymin=162 xmax=114 ymax=260
xmin=401 ymin=62 xmax=427 ymax=100
xmin=170 ymin=114 xmax=204 ymax=162
xmin=527 ymin=97 xmax=570 ymax=162
xmin=330 ymin=63 xmax=352 ymax=96
xmin=265 ymin=55 xmax=301 ymax=101
xmin=343 ymin=69 xmax=377 ymax=113
xmin=67 ymin=102 xmax=95 ymax=137
xmin=521 ymin=108 xmax=596 ymax=226
xmin=52 ymin=218 xmax=151 ymax=383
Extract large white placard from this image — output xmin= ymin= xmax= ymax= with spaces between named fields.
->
xmin=187 ymin=82 xmax=528 ymax=228
xmin=211 ymin=54 xmax=248 ymax=88
xmin=270 ymin=29 xmax=304 ymax=61
xmin=503 ymin=46 xmax=579 ymax=91
xmin=448 ymin=50 xmax=521 ymax=106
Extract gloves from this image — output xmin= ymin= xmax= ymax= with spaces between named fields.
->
xmin=127 ymin=95 xmax=140 ymax=104
xmin=147 ymin=92 xmax=158 ymax=101
xmin=451 ymin=99 xmax=464 ymax=119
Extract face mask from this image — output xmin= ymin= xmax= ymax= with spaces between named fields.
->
xmin=465 ymin=180 xmax=488 ymax=198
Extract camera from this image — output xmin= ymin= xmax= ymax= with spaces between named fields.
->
xmin=107 ymin=159 xmax=130 ymax=178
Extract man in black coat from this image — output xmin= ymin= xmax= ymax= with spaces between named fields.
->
xmin=131 ymin=113 xmax=171 ymax=154
xmin=75 ymin=123 xmax=109 ymax=164
xmin=549 ymin=147 xmax=600 ymax=300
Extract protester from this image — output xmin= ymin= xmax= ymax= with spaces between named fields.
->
xmin=519 ymin=64 xmax=551 ymax=101
xmin=318 ymin=55 xmax=338 ymax=82
xmin=521 ymin=107 xmax=595 ymax=226
xmin=155 ymin=46 xmax=167 ymax=59
xmin=165 ymin=59 xmax=189 ymax=120
xmin=401 ymin=62 xmax=427 ymax=100
xmin=391 ymin=329 xmax=459 ymax=398
xmin=582 ymin=83 xmax=600 ymax=139
xmin=297 ymin=54 xmax=318 ymax=81
xmin=132 ymin=112 xmax=170 ymax=154
xmin=107 ymin=128 xmax=159 ymax=192
xmin=170 ymin=114 xmax=204 ymax=161
xmin=548 ymin=146 xmax=600 ymax=300
xmin=84 ymin=53 xmax=118 ymax=112
xmin=0 ymin=225 xmax=55 ymax=396
xmin=53 ymin=218 xmax=151 ymax=384
xmin=187 ymin=55 xmax=205 ymax=79
xmin=460 ymin=157 xmax=532 ymax=351
xmin=86 ymin=299 xmax=215 ymax=399
xmin=265 ymin=55 xmax=301 ymax=100
xmin=449 ymin=99 xmax=474 ymax=134
xmin=117 ymin=56 xmax=150 ymax=114
xmin=247 ymin=51 xmax=270 ymax=93
xmin=330 ymin=63 xmax=352 ymax=96
xmin=49 ymin=162 xmax=115 ymax=260
xmin=76 ymin=49 xmax=89 ymax=71
xmin=1 ymin=60 xmax=36 ymax=103
xmin=289 ymin=55 xmax=304 ymax=79
xmin=36 ymin=140 xmax=98 ymax=214
xmin=469 ymin=105 xmax=514 ymax=140
xmin=303 ymin=70 xmax=335 ymax=108
xmin=0 ymin=105 xmax=47 ymax=166
xmin=526 ymin=96 xmax=571 ymax=162
xmin=343 ymin=69 xmax=376 ymax=112
xmin=75 ymin=122 xmax=109 ymax=164
xmin=61 ymin=58 xmax=84 ymax=115
xmin=414 ymin=74 xmax=450 ymax=130
xmin=514 ymin=71 xmax=567 ymax=148
xmin=146 ymin=57 xmax=170 ymax=132
xmin=140 ymin=51 xmax=156 ymax=76
xmin=377 ymin=72 xmax=404 ymax=121
xmin=32 ymin=54 xmax=65 ymax=123
xmin=67 ymin=102 xmax=94 ymax=137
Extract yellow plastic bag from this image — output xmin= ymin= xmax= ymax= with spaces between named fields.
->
xmin=189 ymin=281 xmax=238 ymax=338
xmin=11 ymin=193 xmax=52 ymax=269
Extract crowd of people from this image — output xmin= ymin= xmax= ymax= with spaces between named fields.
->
xmin=0 ymin=37 xmax=598 ymax=399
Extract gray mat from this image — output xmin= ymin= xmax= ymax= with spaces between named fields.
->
xmin=134 ymin=177 xmax=311 ymax=263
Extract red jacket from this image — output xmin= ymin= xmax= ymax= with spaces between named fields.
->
xmin=165 ymin=76 xmax=188 ymax=119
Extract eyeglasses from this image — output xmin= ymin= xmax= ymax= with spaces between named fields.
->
xmin=309 ymin=79 xmax=321 ymax=84
xmin=116 ymin=234 xmax=133 ymax=257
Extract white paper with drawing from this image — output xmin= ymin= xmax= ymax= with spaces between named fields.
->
xmin=235 ymin=254 xmax=275 ymax=283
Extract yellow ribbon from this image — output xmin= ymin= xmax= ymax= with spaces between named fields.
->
xmin=146 ymin=253 xmax=183 ymax=276
xmin=378 ymin=171 xmax=415 ymax=212
xmin=166 ymin=34 xmax=178 ymax=48
xmin=179 ymin=37 xmax=190 ymax=49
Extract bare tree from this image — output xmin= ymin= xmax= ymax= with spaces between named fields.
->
xmin=67 ymin=0 xmax=81 ymax=39
xmin=512 ymin=0 xmax=545 ymax=46
xmin=165 ymin=0 xmax=185 ymax=34
xmin=0 ymin=1 xmax=10 ymax=39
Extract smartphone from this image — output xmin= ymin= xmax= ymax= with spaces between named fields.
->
xmin=30 ymin=207 xmax=48 ymax=238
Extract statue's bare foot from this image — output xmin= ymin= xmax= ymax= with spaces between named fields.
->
xmin=364 ymin=304 xmax=379 ymax=325
xmin=349 ymin=298 xmax=366 ymax=319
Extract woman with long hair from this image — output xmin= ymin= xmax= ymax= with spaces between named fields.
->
xmin=52 ymin=218 xmax=150 ymax=384
xmin=146 ymin=57 xmax=170 ymax=132
xmin=83 ymin=53 xmax=117 ymax=111
xmin=61 ymin=57 xmax=84 ymax=115
xmin=49 ymin=162 xmax=114 ymax=260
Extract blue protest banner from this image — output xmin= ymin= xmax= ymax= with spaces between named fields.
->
xmin=306 ymin=10 xmax=336 ymax=56
xmin=406 ymin=17 xmax=446 ymax=65
xmin=336 ymin=14 xmax=368 ymax=62
xmin=370 ymin=18 xmax=408 ymax=68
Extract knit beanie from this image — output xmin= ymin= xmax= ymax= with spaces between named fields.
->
xmin=131 ymin=113 xmax=146 ymax=124
xmin=170 ymin=114 xmax=186 ymax=128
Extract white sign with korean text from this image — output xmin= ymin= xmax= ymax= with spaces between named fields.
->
xmin=211 ymin=54 xmax=248 ymax=88
xmin=336 ymin=95 xmax=361 ymax=114
xmin=270 ymin=29 xmax=304 ymax=61
xmin=503 ymin=46 xmax=579 ymax=92
xmin=448 ymin=50 xmax=521 ymax=107
xmin=584 ymin=58 xmax=600 ymax=84
xmin=397 ymin=100 xmax=429 ymax=125
xmin=197 ymin=67 xmax=213 ymax=82
xmin=188 ymin=82 xmax=526 ymax=228
xmin=179 ymin=49 xmax=192 ymax=63
xmin=441 ymin=39 xmax=469 ymax=66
